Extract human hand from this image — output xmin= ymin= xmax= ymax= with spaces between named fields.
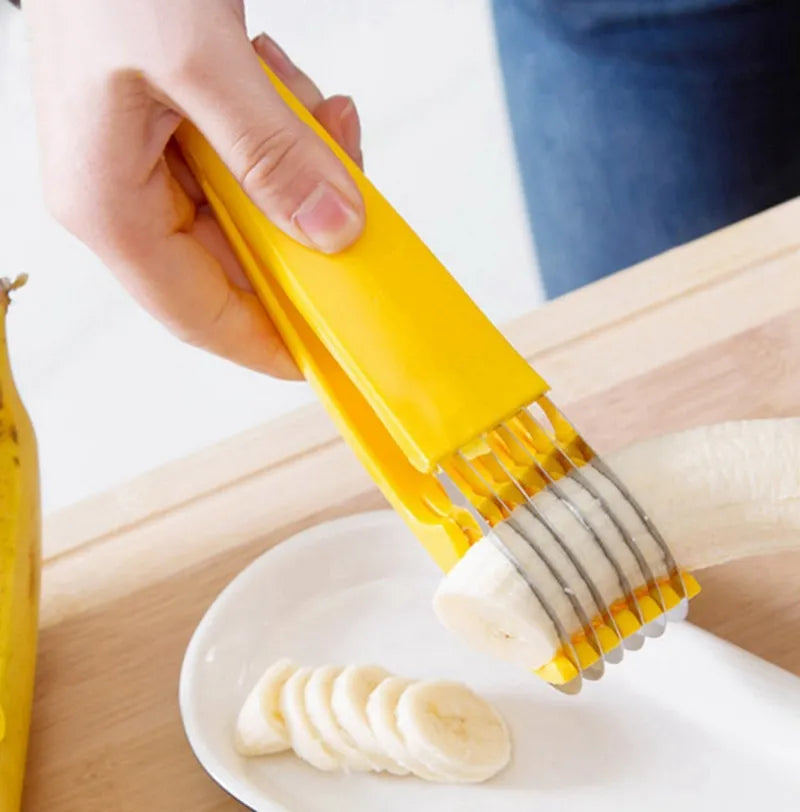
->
xmin=25 ymin=0 xmax=365 ymax=376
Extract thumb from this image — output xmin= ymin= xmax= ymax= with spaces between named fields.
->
xmin=167 ymin=36 xmax=364 ymax=254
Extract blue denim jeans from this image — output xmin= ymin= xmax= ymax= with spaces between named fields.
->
xmin=492 ymin=0 xmax=800 ymax=298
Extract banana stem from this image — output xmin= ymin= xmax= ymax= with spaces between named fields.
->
xmin=0 ymin=276 xmax=27 ymax=315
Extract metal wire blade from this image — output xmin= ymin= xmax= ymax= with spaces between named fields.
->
xmin=434 ymin=397 xmax=691 ymax=690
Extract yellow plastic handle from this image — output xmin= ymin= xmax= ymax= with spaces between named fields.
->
xmin=196 ymin=186 xmax=475 ymax=570
xmin=175 ymin=60 xmax=548 ymax=473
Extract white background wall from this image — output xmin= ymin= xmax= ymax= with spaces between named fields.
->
xmin=0 ymin=0 xmax=543 ymax=514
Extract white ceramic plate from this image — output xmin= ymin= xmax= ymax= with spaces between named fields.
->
xmin=180 ymin=511 xmax=800 ymax=812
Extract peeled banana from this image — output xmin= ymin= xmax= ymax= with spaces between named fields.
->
xmin=434 ymin=419 xmax=800 ymax=671
xmin=0 ymin=277 xmax=41 ymax=812
xmin=235 ymin=659 xmax=511 ymax=783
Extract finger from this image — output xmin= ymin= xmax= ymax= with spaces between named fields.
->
xmin=166 ymin=32 xmax=364 ymax=254
xmin=251 ymin=36 xmax=362 ymax=167
xmin=251 ymin=33 xmax=324 ymax=112
xmin=151 ymin=232 xmax=301 ymax=378
xmin=313 ymin=95 xmax=363 ymax=169
xmin=164 ymin=140 xmax=205 ymax=204
xmin=122 ymin=159 xmax=301 ymax=378
xmin=163 ymin=140 xmax=254 ymax=290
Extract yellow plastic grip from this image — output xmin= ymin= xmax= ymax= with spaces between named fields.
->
xmin=175 ymin=60 xmax=548 ymax=474
xmin=194 ymin=189 xmax=475 ymax=571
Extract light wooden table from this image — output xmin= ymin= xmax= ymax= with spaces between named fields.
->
xmin=23 ymin=199 xmax=800 ymax=810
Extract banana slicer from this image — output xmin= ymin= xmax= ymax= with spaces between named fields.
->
xmin=175 ymin=61 xmax=700 ymax=694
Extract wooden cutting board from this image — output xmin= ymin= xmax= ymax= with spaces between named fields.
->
xmin=23 ymin=199 xmax=800 ymax=810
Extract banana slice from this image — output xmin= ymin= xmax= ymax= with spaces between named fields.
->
xmin=237 ymin=661 xmax=514 ymax=784
xmin=280 ymin=666 xmax=342 ymax=771
xmin=234 ymin=657 xmax=297 ymax=756
xmin=395 ymin=680 xmax=511 ymax=783
xmin=305 ymin=665 xmax=375 ymax=772
xmin=366 ymin=676 xmax=448 ymax=782
xmin=331 ymin=665 xmax=408 ymax=775
xmin=433 ymin=528 xmax=561 ymax=670
xmin=434 ymin=419 xmax=800 ymax=670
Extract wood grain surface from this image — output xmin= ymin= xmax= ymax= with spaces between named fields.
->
xmin=22 ymin=198 xmax=800 ymax=810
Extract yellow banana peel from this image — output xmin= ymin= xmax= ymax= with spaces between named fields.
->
xmin=0 ymin=276 xmax=40 ymax=811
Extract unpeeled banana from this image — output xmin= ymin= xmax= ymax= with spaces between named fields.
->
xmin=0 ymin=276 xmax=41 ymax=812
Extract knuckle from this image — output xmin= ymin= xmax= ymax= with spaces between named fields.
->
xmin=173 ymin=287 xmax=234 ymax=351
xmin=232 ymin=126 xmax=304 ymax=200
xmin=174 ymin=320 xmax=208 ymax=349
